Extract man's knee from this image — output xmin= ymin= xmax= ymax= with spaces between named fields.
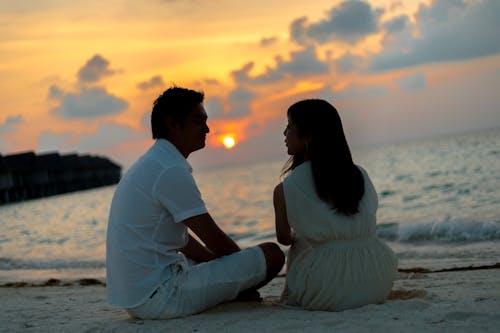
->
xmin=258 ymin=242 xmax=285 ymax=274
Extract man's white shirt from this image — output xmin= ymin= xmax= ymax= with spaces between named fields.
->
xmin=106 ymin=139 xmax=207 ymax=308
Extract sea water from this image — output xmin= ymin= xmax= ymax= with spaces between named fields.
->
xmin=1 ymin=128 xmax=499 ymax=283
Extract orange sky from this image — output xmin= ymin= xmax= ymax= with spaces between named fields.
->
xmin=0 ymin=0 xmax=499 ymax=169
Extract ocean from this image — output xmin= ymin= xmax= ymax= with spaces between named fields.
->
xmin=1 ymin=128 xmax=499 ymax=284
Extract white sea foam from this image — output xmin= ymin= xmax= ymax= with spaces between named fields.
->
xmin=377 ymin=219 xmax=500 ymax=243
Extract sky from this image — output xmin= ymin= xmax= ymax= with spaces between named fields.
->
xmin=0 ymin=0 xmax=499 ymax=170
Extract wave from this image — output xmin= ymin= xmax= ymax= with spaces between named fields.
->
xmin=377 ymin=219 xmax=500 ymax=243
xmin=0 ymin=258 xmax=104 ymax=271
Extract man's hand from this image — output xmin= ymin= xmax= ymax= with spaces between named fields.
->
xmin=183 ymin=213 xmax=241 ymax=257
xmin=179 ymin=234 xmax=217 ymax=262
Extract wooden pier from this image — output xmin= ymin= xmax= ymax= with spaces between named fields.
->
xmin=0 ymin=151 xmax=121 ymax=204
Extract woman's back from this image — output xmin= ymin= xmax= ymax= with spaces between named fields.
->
xmin=284 ymin=162 xmax=378 ymax=241
xmin=282 ymin=162 xmax=398 ymax=311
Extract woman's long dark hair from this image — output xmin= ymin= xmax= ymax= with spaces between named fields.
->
xmin=282 ymin=99 xmax=364 ymax=215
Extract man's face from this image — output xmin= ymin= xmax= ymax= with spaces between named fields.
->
xmin=178 ymin=103 xmax=210 ymax=156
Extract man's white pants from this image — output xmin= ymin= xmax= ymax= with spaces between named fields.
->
xmin=127 ymin=246 xmax=267 ymax=319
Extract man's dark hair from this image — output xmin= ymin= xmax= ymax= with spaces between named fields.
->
xmin=151 ymin=86 xmax=204 ymax=139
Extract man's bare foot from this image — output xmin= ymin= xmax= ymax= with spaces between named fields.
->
xmin=234 ymin=288 xmax=262 ymax=302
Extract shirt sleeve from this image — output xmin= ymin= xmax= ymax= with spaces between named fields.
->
xmin=152 ymin=165 xmax=208 ymax=223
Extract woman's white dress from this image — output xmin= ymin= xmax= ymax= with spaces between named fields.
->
xmin=282 ymin=162 xmax=398 ymax=311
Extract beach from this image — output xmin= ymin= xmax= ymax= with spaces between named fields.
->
xmin=1 ymin=266 xmax=499 ymax=333
xmin=1 ymin=129 xmax=499 ymax=332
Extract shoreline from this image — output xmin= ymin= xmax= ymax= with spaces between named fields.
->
xmin=2 ymin=262 xmax=498 ymax=288
xmin=1 ymin=266 xmax=499 ymax=332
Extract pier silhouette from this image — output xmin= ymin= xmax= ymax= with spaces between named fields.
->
xmin=0 ymin=151 xmax=121 ymax=204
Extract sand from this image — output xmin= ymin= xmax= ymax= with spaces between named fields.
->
xmin=1 ymin=267 xmax=499 ymax=333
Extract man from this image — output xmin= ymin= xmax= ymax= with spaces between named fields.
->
xmin=106 ymin=86 xmax=284 ymax=319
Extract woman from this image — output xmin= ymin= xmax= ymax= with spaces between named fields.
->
xmin=273 ymin=99 xmax=398 ymax=311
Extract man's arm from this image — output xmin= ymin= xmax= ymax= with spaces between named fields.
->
xmin=184 ymin=213 xmax=264 ymax=301
xmin=179 ymin=234 xmax=217 ymax=262
xmin=183 ymin=213 xmax=241 ymax=257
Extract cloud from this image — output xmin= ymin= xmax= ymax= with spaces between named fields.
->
xmin=315 ymin=86 xmax=336 ymax=102
xmin=137 ymin=75 xmax=165 ymax=90
xmin=232 ymin=46 xmax=329 ymax=84
xmin=77 ymin=122 xmax=143 ymax=150
xmin=333 ymin=84 xmax=388 ymax=99
xmin=0 ymin=115 xmax=23 ymax=134
xmin=204 ymin=89 xmax=254 ymax=120
xmin=260 ymin=36 xmax=278 ymax=47
xmin=77 ymin=54 xmax=115 ymax=83
xmin=371 ymin=0 xmax=500 ymax=71
xmin=231 ymin=62 xmax=255 ymax=84
xmin=227 ymin=88 xmax=254 ymax=118
xmin=48 ymin=85 xmax=64 ymax=99
xmin=290 ymin=17 xmax=309 ymax=46
xmin=383 ymin=14 xmax=408 ymax=34
xmin=205 ymin=97 xmax=226 ymax=119
xmin=193 ymin=78 xmax=221 ymax=87
xmin=398 ymin=72 xmax=426 ymax=91
xmin=336 ymin=52 xmax=365 ymax=73
xmin=203 ymin=78 xmax=220 ymax=85
xmin=290 ymin=0 xmax=384 ymax=45
xmin=48 ymin=55 xmax=128 ymax=120
xmin=39 ymin=122 xmax=144 ymax=153
xmin=51 ymin=86 xmax=128 ymax=119
xmin=141 ymin=111 xmax=151 ymax=131
xmin=388 ymin=1 xmax=404 ymax=12
xmin=38 ymin=131 xmax=77 ymax=152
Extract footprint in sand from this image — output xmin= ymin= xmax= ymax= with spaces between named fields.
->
xmin=387 ymin=288 xmax=428 ymax=300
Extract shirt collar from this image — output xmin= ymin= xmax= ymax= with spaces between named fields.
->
xmin=154 ymin=139 xmax=193 ymax=173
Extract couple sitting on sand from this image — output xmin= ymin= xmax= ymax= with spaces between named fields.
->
xmin=106 ymin=86 xmax=398 ymax=319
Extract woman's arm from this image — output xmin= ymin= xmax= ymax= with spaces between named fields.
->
xmin=273 ymin=183 xmax=293 ymax=245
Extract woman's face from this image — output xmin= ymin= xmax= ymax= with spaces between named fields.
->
xmin=284 ymin=118 xmax=306 ymax=156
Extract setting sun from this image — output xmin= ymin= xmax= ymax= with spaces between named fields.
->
xmin=222 ymin=135 xmax=236 ymax=149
